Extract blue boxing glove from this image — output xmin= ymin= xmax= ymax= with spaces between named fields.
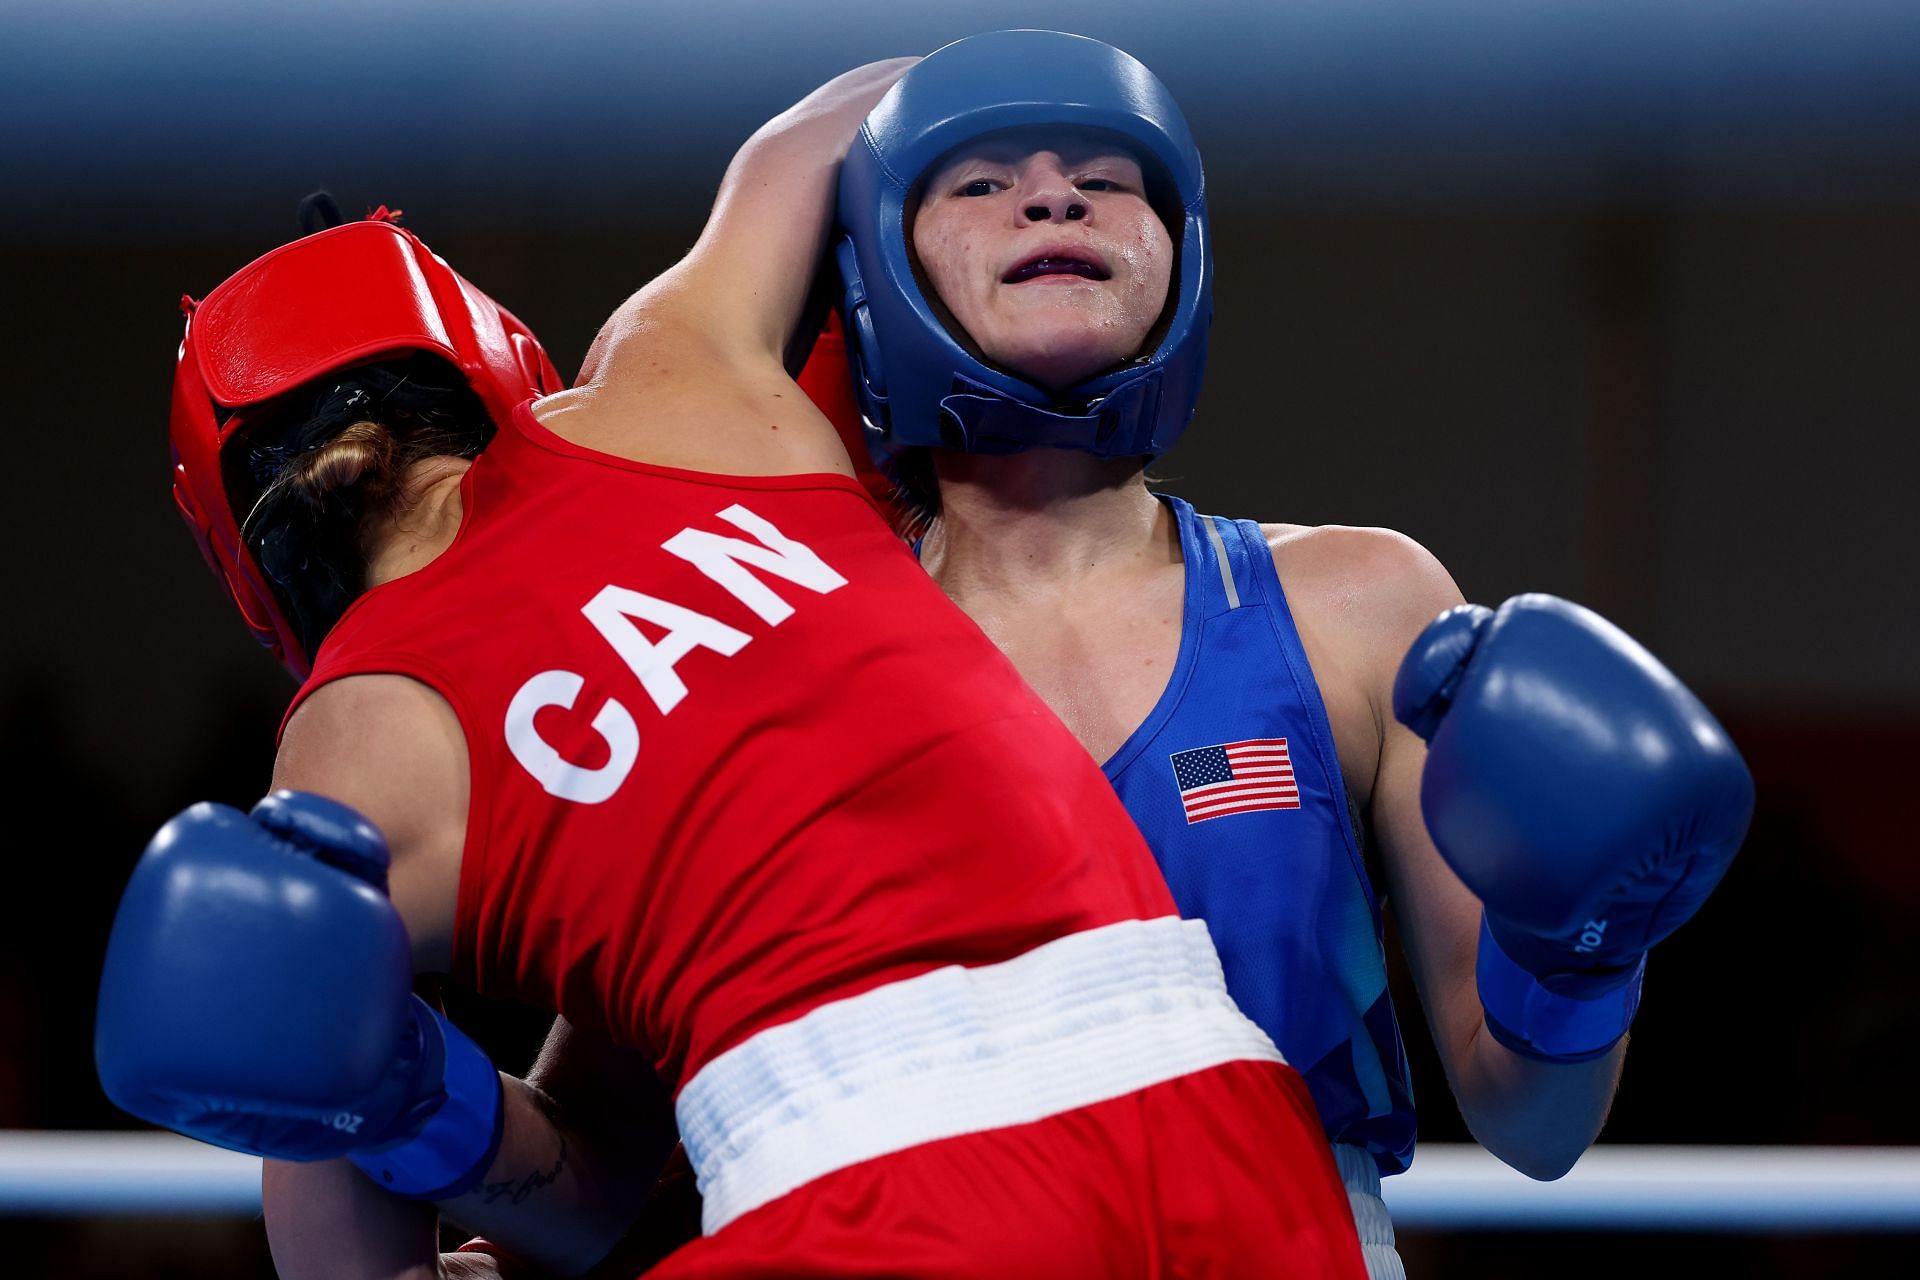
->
xmin=95 ymin=790 xmax=502 ymax=1199
xmin=1393 ymin=594 xmax=1754 ymax=1062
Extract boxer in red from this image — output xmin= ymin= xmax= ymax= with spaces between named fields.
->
xmin=95 ymin=61 xmax=1366 ymax=1278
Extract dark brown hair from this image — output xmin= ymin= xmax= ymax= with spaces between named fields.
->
xmin=235 ymin=354 xmax=493 ymax=660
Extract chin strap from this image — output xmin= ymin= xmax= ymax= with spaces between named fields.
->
xmin=935 ymin=370 xmax=1165 ymax=458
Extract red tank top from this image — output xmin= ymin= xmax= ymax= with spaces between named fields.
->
xmin=288 ymin=403 xmax=1176 ymax=1088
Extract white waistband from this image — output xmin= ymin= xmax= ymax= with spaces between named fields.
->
xmin=676 ymin=915 xmax=1284 ymax=1233
xmin=1333 ymin=1143 xmax=1404 ymax=1280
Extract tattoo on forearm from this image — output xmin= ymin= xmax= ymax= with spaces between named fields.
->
xmin=479 ymin=1135 xmax=568 ymax=1207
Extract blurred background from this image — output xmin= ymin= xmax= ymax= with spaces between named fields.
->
xmin=2 ymin=0 xmax=1916 ymax=1275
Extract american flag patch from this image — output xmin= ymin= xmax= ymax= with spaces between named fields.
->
xmin=1170 ymin=737 xmax=1301 ymax=824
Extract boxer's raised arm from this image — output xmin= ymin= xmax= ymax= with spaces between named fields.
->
xmin=576 ymin=58 xmax=914 ymax=386
xmin=1385 ymin=592 xmax=1750 ymax=1178
xmin=677 ymin=57 xmax=917 ymax=359
xmin=1371 ymin=682 xmax=1628 ymax=1181
xmin=1265 ymin=527 xmax=1629 ymax=1181
xmin=1318 ymin=536 xmax=1626 ymax=1180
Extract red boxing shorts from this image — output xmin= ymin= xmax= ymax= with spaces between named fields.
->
xmin=655 ymin=918 xmax=1364 ymax=1277
xmin=652 ymin=1061 xmax=1359 ymax=1278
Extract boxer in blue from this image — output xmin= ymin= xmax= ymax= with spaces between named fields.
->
xmin=832 ymin=31 xmax=1754 ymax=1278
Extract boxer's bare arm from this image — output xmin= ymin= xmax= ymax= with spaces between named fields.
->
xmin=441 ymin=1019 xmax=689 ymax=1280
xmin=271 ymin=675 xmax=467 ymax=971
xmin=584 ymin=57 xmax=914 ymax=373
xmin=434 ymin=1021 xmax=679 ymax=1276
xmin=264 ymin=1156 xmax=441 ymax=1280
xmin=262 ymin=678 xmax=674 ymax=1278
xmin=1285 ymin=527 xmax=1624 ymax=1180
xmin=266 ymin=1064 xmax=669 ymax=1280
xmin=1373 ymin=699 xmax=1626 ymax=1181
xmin=653 ymin=56 xmax=917 ymax=362
xmin=539 ymin=58 xmax=914 ymax=477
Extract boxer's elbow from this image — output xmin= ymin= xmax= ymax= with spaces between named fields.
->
xmin=1475 ymin=1128 xmax=1590 ymax=1182
xmin=1452 ymin=1027 xmax=1623 ymax=1181
xmin=1459 ymin=1097 xmax=1597 ymax=1181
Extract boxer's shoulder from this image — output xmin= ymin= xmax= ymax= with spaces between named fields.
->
xmin=533 ymin=339 xmax=855 ymax=480
xmin=279 ymin=673 xmax=464 ymax=773
xmin=1259 ymin=522 xmax=1466 ymax=736
xmin=1262 ymin=524 xmax=1460 ymax=644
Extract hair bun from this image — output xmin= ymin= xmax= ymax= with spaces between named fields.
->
xmin=292 ymin=420 xmax=396 ymax=504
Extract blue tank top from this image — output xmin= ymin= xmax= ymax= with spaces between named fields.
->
xmin=1103 ymin=496 xmax=1417 ymax=1175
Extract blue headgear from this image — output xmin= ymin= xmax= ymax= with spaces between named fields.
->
xmin=835 ymin=30 xmax=1210 ymax=465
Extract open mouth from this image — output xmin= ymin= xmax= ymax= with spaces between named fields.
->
xmin=1002 ymin=254 xmax=1110 ymax=284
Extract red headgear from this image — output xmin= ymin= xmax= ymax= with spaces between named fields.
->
xmin=169 ymin=214 xmax=564 ymax=678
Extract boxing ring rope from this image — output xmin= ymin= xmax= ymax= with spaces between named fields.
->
xmin=3 ymin=1134 xmax=1918 ymax=1230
